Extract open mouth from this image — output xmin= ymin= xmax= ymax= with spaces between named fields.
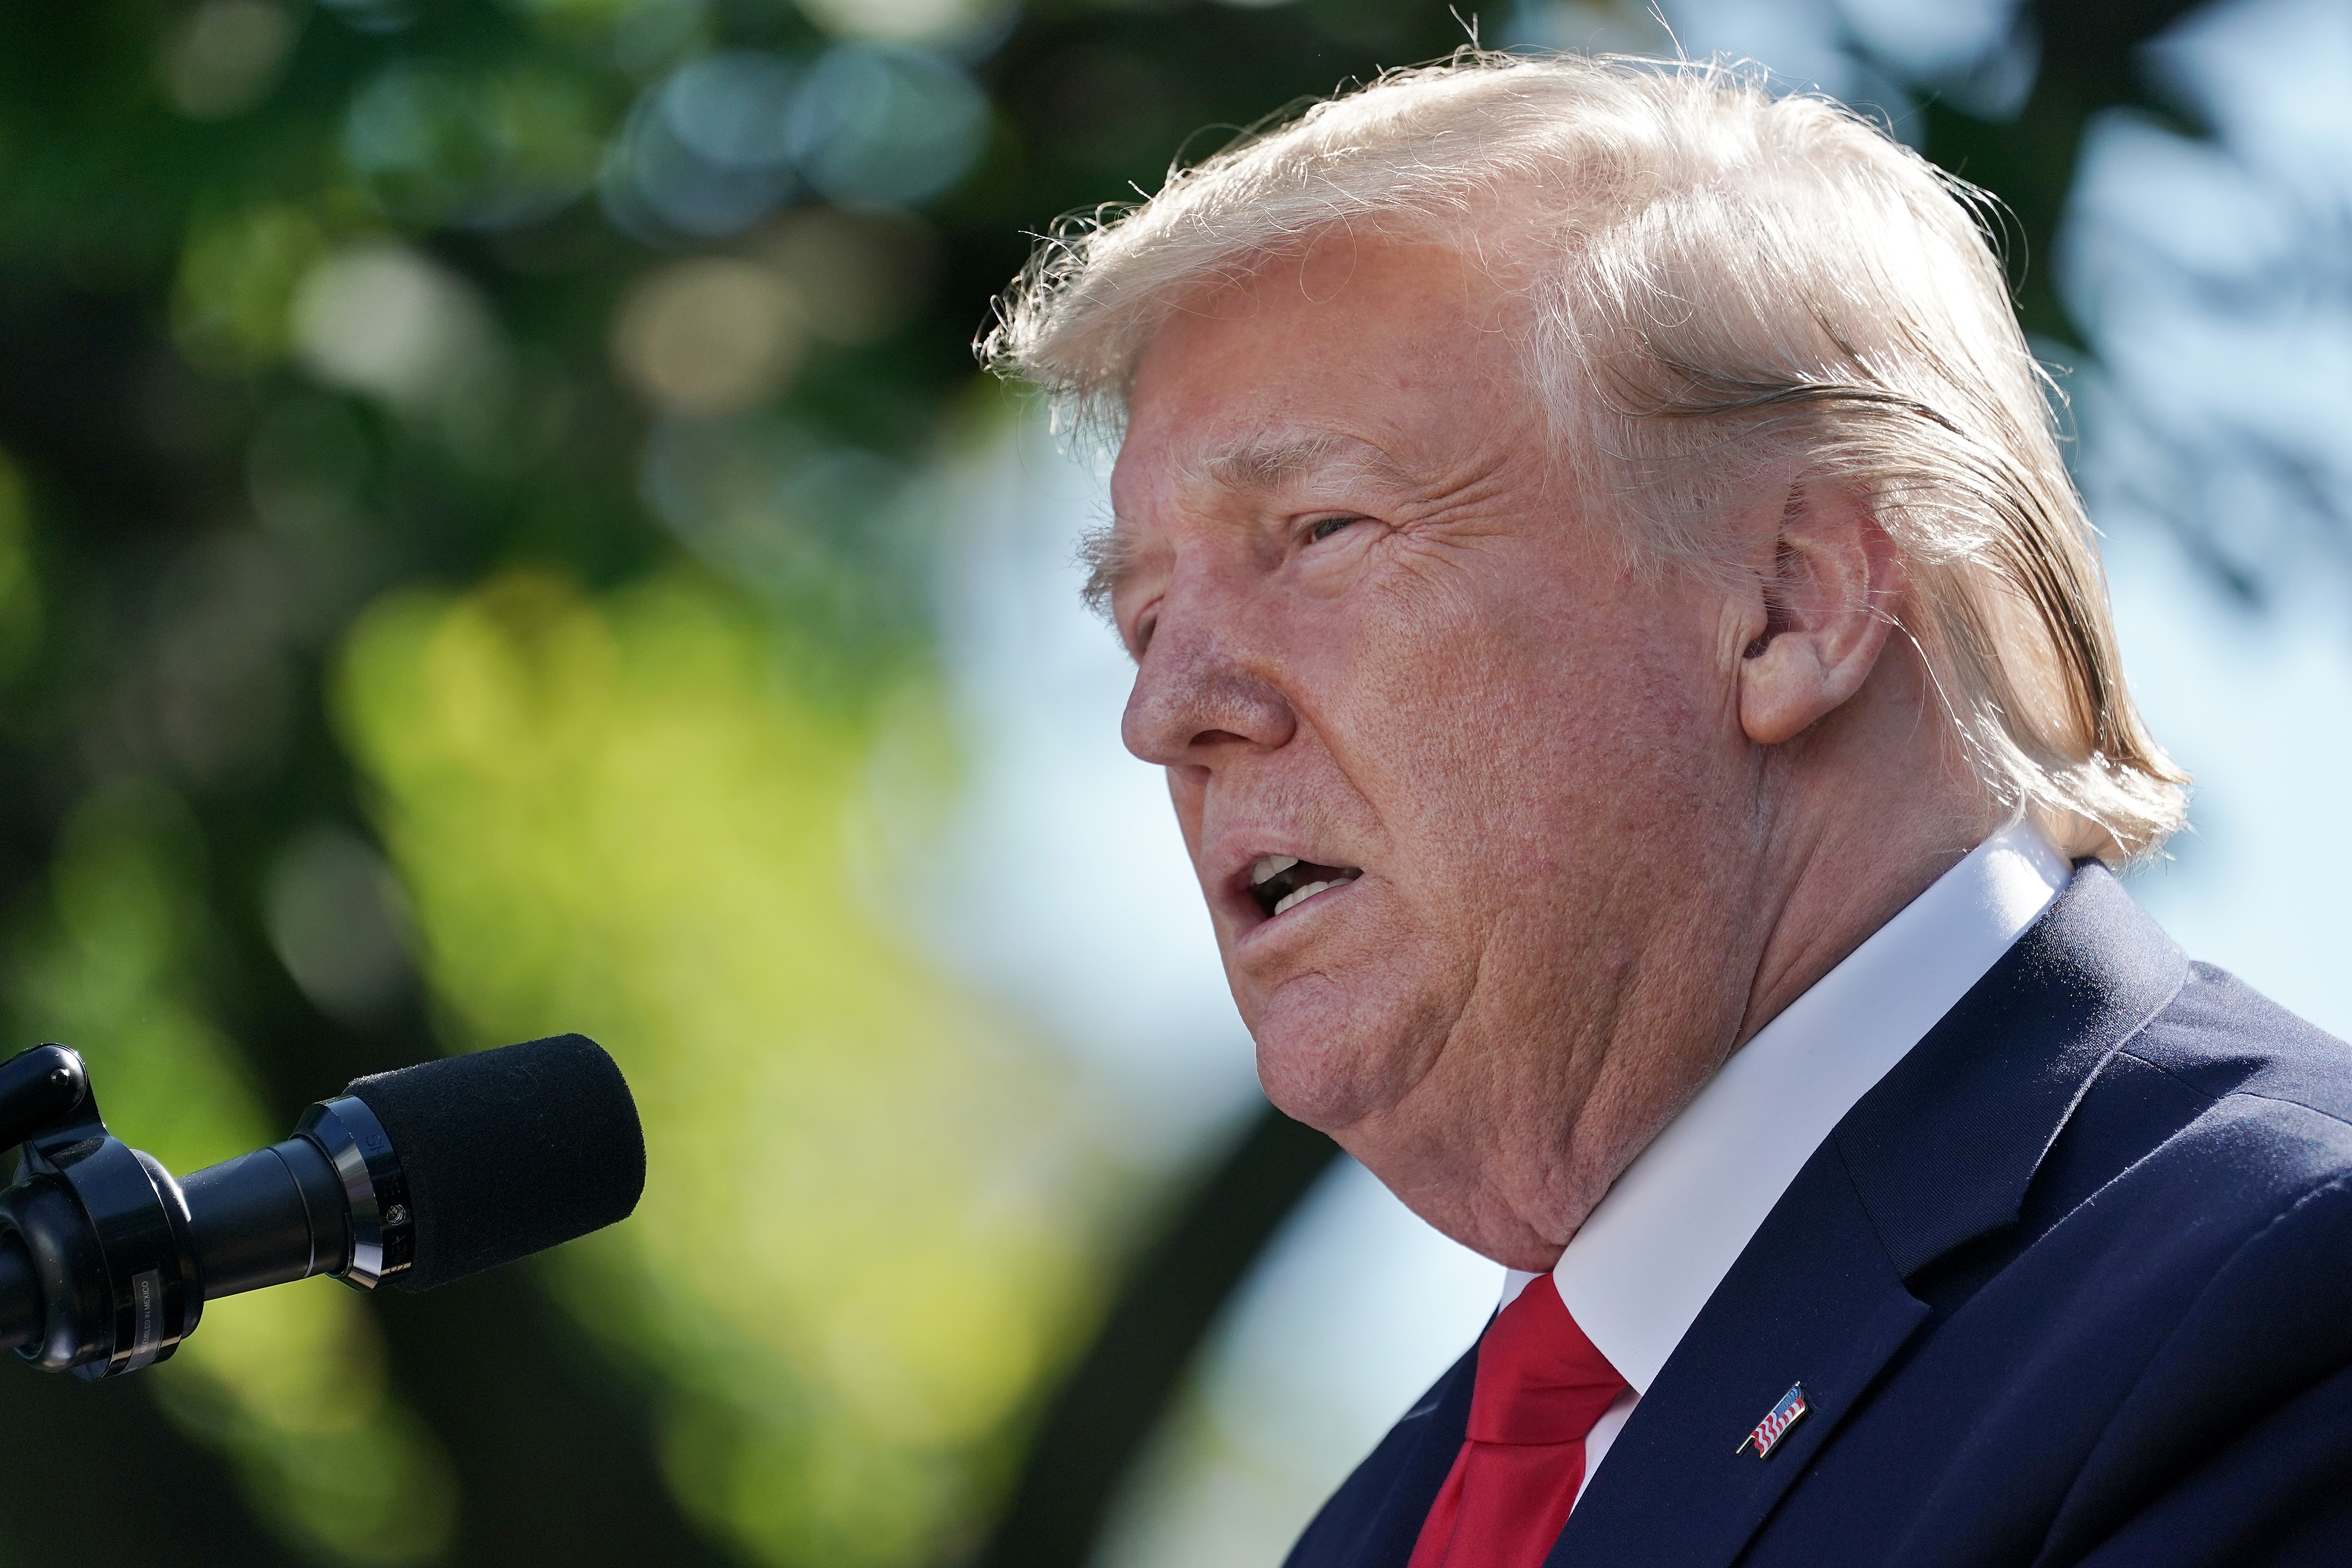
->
xmin=1248 ymin=854 xmax=1364 ymax=918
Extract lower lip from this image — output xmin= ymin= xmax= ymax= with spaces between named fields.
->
xmin=1240 ymin=878 xmax=1359 ymax=942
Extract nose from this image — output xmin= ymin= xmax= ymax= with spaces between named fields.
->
xmin=1121 ymin=602 xmax=1295 ymax=769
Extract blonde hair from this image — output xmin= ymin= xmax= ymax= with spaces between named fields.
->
xmin=980 ymin=50 xmax=2186 ymax=864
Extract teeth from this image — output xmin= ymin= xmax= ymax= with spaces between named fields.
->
xmin=1272 ymin=879 xmax=1338 ymax=916
xmin=1250 ymin=854 xmax=1299 ymax=888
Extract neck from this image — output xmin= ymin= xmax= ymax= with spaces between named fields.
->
xmin=1736 ymin=787 xmax=1994 ymax=1052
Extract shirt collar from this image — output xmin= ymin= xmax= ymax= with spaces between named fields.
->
xmin=1504 ymin=822 xmax=2073 ymax=1393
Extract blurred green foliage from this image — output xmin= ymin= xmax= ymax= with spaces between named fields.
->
xmin=338 ymin=568 xmax=1095 ymax=1562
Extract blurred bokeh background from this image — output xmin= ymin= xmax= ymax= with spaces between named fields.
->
xmin=0 ymin=0 xmax=2344 ymax=1563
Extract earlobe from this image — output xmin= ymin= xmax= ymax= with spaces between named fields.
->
xmin=1734 ymin=485 xmax=1900 ymax=747
xmin=1740 ymin=635 xmax=1842 ymax=746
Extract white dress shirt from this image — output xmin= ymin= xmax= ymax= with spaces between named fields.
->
xmin=1495 ymin=821 xmax=2074 ymax=1499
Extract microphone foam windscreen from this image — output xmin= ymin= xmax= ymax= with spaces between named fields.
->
xmin=343 ymin=1034 xmax=645 ymax=1293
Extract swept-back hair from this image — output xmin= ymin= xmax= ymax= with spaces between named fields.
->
xmin=980 ymin=50 xmax=2186 ymax=864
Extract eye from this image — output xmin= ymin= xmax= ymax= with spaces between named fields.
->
xmin=1306 ymin=515 xmax=1360 ymax=545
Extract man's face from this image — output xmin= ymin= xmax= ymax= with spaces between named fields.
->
xmin=1108 ymin=238 xmax=1751 ymax=1250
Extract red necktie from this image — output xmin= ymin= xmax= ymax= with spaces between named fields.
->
xmin=1406 ymin=1273 xmax=1630 ymax=1568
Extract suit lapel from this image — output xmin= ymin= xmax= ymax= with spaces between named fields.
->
xmin=1550 ymin=866 xmax=2187 ymax=1568
xmin=1551 ymin=1135 xmax=1927 ymax=1566
xmin=1832 ymin=865 xmax=2189 ymax=1277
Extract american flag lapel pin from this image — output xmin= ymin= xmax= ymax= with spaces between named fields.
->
xmin=1735 ymin=1383 xmax=1809 ymax=1459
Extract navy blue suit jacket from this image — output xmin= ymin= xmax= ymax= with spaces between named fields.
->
xmin=1285 ymin=865 xmax=2352 ymax=1568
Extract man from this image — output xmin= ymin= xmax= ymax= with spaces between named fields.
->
xmin=985 ymin=53 xmax=2352 ymax=1568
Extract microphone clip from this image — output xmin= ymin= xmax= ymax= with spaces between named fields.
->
xmin=0 ymin=1045 xmax=205 ymax=1378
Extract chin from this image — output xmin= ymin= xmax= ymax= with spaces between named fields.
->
xmin=1247 ymin=975 xmax=1423 ymax=1133
xmin=1255 ymin=1043 xmax=1360 ymax=1131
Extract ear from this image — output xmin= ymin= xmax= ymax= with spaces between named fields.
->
xmin=1734 ymin=482 xmax=1902 ymax=747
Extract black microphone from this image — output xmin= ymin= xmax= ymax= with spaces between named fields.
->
xmin=0 ymin=1034 xmax=644 ymax=1378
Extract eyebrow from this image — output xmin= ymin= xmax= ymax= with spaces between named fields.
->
xmin=1077 ymin=519 xmax=1130 ymax=623
xmin=1201 ymin=430 xmax=1413 ymax=493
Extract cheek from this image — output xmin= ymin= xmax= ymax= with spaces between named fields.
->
xmin=1298 ymin=602 xmax=1570 ymax=852
xmin=1294 ymin=579 xmax=1721 ymax=939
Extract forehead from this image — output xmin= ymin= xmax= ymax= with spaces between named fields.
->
xmin=1111 ymin=237 xmax=1529 ymax=508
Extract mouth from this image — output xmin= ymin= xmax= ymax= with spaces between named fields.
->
xmin=1246 ymin=853 xmax=1364 ymax=919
